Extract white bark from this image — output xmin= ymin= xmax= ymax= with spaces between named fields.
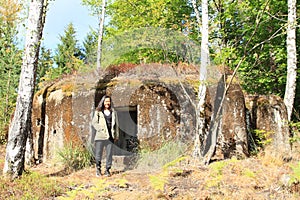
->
xmin=284 ymin=0 xmax=297 ymax=121
xmin=200 ymin=0 xmax=209 ymax=81
xmin=191 ymin=0 xmax=202 ymax=34
xmin=96 ymin=0 xmax=107 ymax=71
xmin=3 ymin=0 xmax=45 ymax=178
xmin=192 ymin=0 xmax=209 ymax=158
xmin=199 ymin=0 xmax=213 ymax=164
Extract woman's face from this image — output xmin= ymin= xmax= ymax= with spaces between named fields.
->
xmin=103 ymin=97 xmax=111 ymax=109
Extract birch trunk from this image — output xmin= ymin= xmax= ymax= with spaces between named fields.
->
xmin=284 ymin=0 xmax=297 ymax=121
xmin=96 ymin=0 xmax=107 ymax=71
xmin=3 ymin=0 xmax=45 ymax=179
xmin=191 ymin=0 xmax=209 ymax=158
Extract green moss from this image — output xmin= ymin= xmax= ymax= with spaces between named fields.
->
xmin=61 ymin=83 xmax=74 ymax=97
xmin=242 ymin=168 xmax=256 ymax=178
xmin=257 ymin=98 xmax=270 ymax=107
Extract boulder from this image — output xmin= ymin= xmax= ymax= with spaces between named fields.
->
xmin=204 ymin=75 xmax=249 ymax=160
xmin=245 ymin=95 xmax=291 ymax=159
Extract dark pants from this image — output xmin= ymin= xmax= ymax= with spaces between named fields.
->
xmin=95 ymin=139 xmax=113 ymax=170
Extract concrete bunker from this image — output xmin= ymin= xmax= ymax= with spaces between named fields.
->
xmin=32 ymin=64 xmax=199 ymax=163
xmin=31 ymin=64 xmax=291 ymax=166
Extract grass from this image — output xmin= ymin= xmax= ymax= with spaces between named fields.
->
xmin=0 ymin=171 xmax=65 ymax=200
xmin=57 ymin=179 xmax=109 ymax=200
xmin=1 ymin=140 xmax=300 ymax=199
xmin=56 ymin=142 xmax=94 ymax=172
xmin=135 ymin=140 xmax=188 ymax=172
xmin=149 ymin=156 xmax=187 ymax=192
xmin=133 ymin=141 xmax=189 ymax=194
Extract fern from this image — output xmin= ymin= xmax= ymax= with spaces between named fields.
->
xmin=289 ymin=162 xmax=300 ymax=185
xmin=149 ymin=174 xmax=168 ymax=191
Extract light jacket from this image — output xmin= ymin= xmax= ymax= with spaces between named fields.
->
xmin=92 ymin=109 xmax=119 ymax=141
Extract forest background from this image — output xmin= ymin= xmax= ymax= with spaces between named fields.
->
xmin=0 ymin=0 xmax=299 ymax=158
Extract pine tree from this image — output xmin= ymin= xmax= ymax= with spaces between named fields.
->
xmin=0 ymin=0 xmax=22 ymax=143
xmin=36 ymin=46 xmax=53 ymax=89
xmin=82 ymin=31 xmax=98 ymax=65
xmin=53 ymin=23 xmax=83 ymax=74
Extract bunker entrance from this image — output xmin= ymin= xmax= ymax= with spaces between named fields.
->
xmin=115 ymin=106 xmax=138 ymax=154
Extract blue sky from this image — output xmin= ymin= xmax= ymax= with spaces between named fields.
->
xmin=42 ymin=0 xmax=98 ymax=50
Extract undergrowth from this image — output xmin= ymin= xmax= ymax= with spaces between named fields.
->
xmin=135 ymin=140 xmax=188 ymax=172
xmin=0 ymin=171 xmax=65 ymax=200
xmin=290 ymin=121 xmax=300 ymax=144
xmin=290 ymin=162 xmax=300 ymax=185
xmin=56 ymin=142 xmax=94 ymax=172
xmin=57 ymin=179 xmax=110 ymax=200
xmin=149 ymin=156 xmax=187 ymax=192
xmin=135 ymin=140 xmax=188 ymax=193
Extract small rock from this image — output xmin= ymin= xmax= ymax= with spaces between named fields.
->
xmin=280 ymin=174 xmax=291 ymax=187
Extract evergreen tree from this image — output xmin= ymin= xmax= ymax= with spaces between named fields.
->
xmin=0 ymin=0 xmax=22 ymax=143
xmin=82 ymin=31 xmax=98 ymax=65
xmin=36 ymin=46 xmax=53 ymax=89
xmin=53 ymin=23 xmax=83 ymax=74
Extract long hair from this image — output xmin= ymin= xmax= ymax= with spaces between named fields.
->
xmin=96 ymin=95 xmax=113 ymax=112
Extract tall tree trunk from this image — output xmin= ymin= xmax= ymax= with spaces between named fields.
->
xmin=284 ymin=0 xmax=297 ymax=121
xmin=96 ymin=0 xmax=107 ymax=71
xmin=191 ymin=0 xmax=202 ymax=35
xmin=3 ymin=0 xmax=45 ymax=179
xmin=5 ymin=69 xmax=11 ymax=124
xmin=199 ymin=0 xmax=210 ymax=160
xmin=191 ymin=0 xmax=209 ymax=158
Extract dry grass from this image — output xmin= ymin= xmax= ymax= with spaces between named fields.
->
xmin=0 ymin=144 xmax=300 ymax=199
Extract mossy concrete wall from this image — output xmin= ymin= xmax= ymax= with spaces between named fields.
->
xmin=31 ymin=64 xmax=290 ymax=163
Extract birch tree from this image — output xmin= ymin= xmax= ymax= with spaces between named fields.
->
xmin=284 ymin=0 xmax=297 ymax=121
xmin=96 ymin=0 xmax=106 ymax=70
xmin=3 ymin=0 xmax=45 ymax=179
xmin=199 ymin=0 xmax=210 ymax=159
xmin=82 ymin=0 xmax=107 ymax=71
xmin=191 ymin=0 xmax=209 ymax=158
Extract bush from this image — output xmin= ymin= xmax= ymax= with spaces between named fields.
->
xmin=57 ymin=142 xmax=94 ymax=172
xmin=289 ymin=122 xmax=300 ymax=144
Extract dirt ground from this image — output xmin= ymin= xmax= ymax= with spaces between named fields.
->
xmin=1 ymin=144 xmax=300 ymax=200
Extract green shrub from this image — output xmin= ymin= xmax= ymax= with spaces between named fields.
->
xmin=289 ymin=162 xmax=300 ymax=185
xmin=249 ymin=129 xmax=273 ymax=155
xmin=289 ymin=122 xmax=300 ymax=144
xmin=57 ymin=142 xmax=94 ymax=171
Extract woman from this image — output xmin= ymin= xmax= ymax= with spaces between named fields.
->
xmin=92 ymin=95 xmax=118 ymax=177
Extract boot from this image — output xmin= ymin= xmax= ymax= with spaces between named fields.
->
xmin=96 ymin=162 xmax=101 ymax=177
xmin=104 ymin=168 xmax=111 ymax=177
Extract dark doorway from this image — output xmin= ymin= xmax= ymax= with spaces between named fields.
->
xmin=115 ymin=106 xmax=138 ymax=154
